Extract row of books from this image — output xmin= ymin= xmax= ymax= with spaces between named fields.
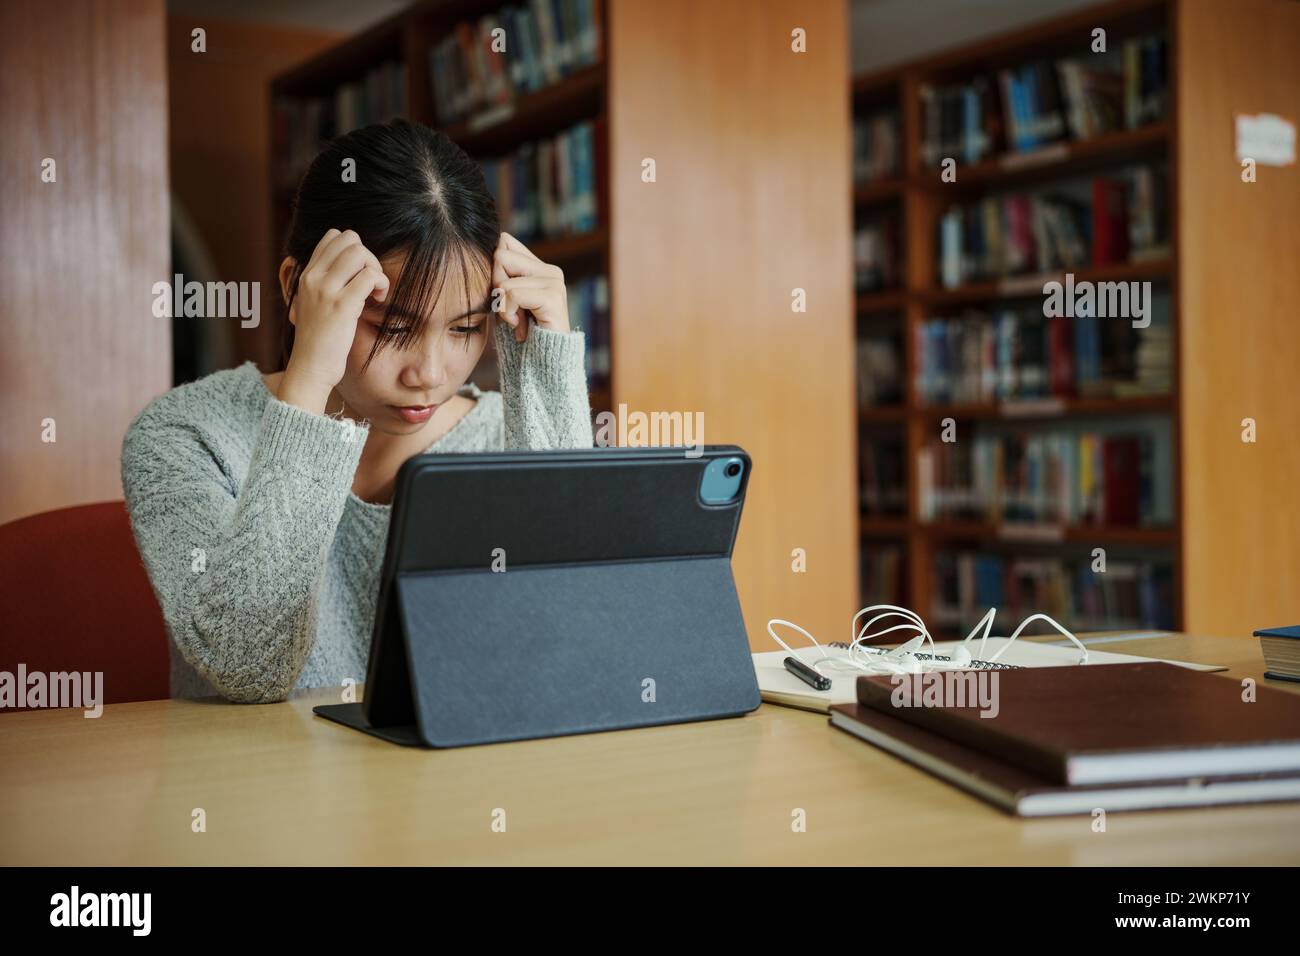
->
xmin=569 ymin=273 xmax=610 ymax=391
xmin=857 ymin=332 xmax=904 ymax=407
xmin=917 ymin=426 xmax=1174 ymax=527
xmin=936 ymin=166 xmax=1168 ymax=287
xmin=861 ymin=546 xmax=904 ymax=607
xmin=1090 ymin=168 xmax=1168 ymax=263
xmin=853 ymin=109 xmax=901 ymax=185
xmin=919 ymin=32 xmax=1168 ymax=166
xmin=860 ymin=437 xmax=907 ymax=517
xmin=919 ymin=76 xmax=998 ymax=167
xmin=931 ymin=550 xmax=1175 ymax=634
xmin=429 ymin=0 xmax=602 ymax=127
xmin=1060 ymin=35 xmax=1168 ymax=138
xmin=480 ymin=120 xmax=602 ymax=243
xmin=855 ymin=214 xmax=901 ymax=292
xmin=272 ymin=62 xmax=408 ymax=191
xmin=914 ymin=299 xmax=1172 ymax=404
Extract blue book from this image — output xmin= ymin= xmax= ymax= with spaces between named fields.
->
xmin=1007 ymin=72 xmax=1027 ymax=151
xmin=1003 ymin=73 xmax=1024 ymax=151
xmin=975 ymin=555 xmax=1004 ymax=609
xmin=1015 ymin=67 xmax=1032 ymax=150
xmin=576 ymin=121 xmax=595 ymax=232
xmin=963 ymin=86 xmax=980 ymax=163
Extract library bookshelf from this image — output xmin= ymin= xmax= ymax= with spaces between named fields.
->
xmin=268 ymin=0 xmax=612 ymax=415
xmin=854 ymin=0 xmax=1194 ymax=639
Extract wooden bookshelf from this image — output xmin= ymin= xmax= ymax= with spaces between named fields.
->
xmin=853 ymin=178 xmax=906 ymax=206
xmin=268 ymin=0 xmax=611 ymax=413
xmin=438 ymin=62 xmax=604 ymax=153
xmin=855 ymin=289 xmax=905 ymax=314
xmin=853 ymin=0 xmax=1191 ymax=632
xmin=928 ymin=121 xmax=1170 ymax=191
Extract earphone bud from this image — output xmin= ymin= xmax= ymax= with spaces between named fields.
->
xmin=946 ymin=644 xmax=972 ymax=666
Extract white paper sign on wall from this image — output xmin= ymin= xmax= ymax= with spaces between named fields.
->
xmin=1235 ymin=113 xmax=1296 ymax=166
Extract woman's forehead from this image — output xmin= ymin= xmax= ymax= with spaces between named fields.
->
xmin=379 ymin=249 xmax=492 ymax=318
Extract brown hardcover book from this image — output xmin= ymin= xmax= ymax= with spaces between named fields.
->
xmin=855 ymin=662 xmax=1300 ymax=786
xmin=829 ymin=701 xmax=1300 ymax=816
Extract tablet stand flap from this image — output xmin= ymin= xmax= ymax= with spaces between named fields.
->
xmin=396 ymin=555 xmax=760 ymax=748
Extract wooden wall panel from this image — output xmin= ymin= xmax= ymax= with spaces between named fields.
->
xmin=0 ymin=0 xmax=170 ymax=524
xmin=608 ymin=0 xmax=858 ymax=649
xmin=1177 ymin=0 xmax=1300 ymax=636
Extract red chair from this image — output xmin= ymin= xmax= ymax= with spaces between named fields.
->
xmin=0 ymin=501 xmax=170 ymax=710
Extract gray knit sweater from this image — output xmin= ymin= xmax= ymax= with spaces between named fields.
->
xmin=122 ymin=321 xmax=593 ymax=703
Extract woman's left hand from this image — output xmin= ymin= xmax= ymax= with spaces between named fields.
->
xmin=492 ymin=231 xmax=570 ymax=342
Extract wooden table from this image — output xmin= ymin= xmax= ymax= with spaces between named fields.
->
xmin=3 ymin=632 xmax=1298 ymax=865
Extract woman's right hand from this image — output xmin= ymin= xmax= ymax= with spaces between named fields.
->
xmin=280 ymin=228 xmax=390 ymax=414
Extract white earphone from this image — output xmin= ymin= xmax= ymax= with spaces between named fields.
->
xmin=767 ymin=603 xmax=1089 ymax=677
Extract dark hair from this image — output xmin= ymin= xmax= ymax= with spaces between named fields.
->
xmin=280 ymin=118 xmax=499 ymax=370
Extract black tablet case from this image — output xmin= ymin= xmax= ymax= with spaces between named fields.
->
xmin=314 ymin=446 xmax=761 ymax=747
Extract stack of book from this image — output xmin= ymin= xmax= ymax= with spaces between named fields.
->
xmin=920 ymin=77 xmax=998 ymax=166
xmin=998 ymin=60 xmax=1071 ymax=153
xmin=931 ymin=549 xmax=1175 ymax=634
xmin=1115 ymin=322 xmax=1172 ymax=397
xmin=936 ymin=165 xmax=1169 ymax=287
xmin=830 ymin=662 xmax=1300 ymax=816
xmin=919 ymin=31 xmax=1169 ymax=165
xmin=860 ymin=437 xmax=907 ymax=517
xmin=1121 ymin=34 xmax=1170 ymax=129
xmin=855 ymin=214 xmax=901 ymax=292
xmin=1054 ymin=56 xmax=1123 ymax=141
xmin=428 ymin=0 xmax=603 ymax=127
xmin=1127 ymin=166 xmax=1169 ymax=261
xmin=915 ymin=292 xmax=1171 ymax=403
xmin=480 ymin=120 xmax=601 ymax=242
xmin=1088 ymin=169 xmax=1170 ymax=265
xmin=853 ymin=109 xmax=902 ymax=184
xmin=917 ymin=425 xmax=1174 ymax=527
xmin=857 ymin=332 xmax=904 ymax=407
xmin=272 ymin=61 xmax=408 ymax=191
xmin=937 ymin=192 xmax=1088 ymax=287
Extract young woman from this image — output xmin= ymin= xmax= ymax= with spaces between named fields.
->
xmin=122 ymin=119 xmax=593 ymax=704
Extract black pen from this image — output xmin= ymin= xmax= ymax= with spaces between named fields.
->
xmin=783 ymin=656 xmax=832 ymax=691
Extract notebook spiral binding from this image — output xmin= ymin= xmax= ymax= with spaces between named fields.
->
xmin=825 ymin=641 xmax=1024 ymax=670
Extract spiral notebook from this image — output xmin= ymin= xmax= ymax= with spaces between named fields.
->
xmin=754 ymin=636 xmax=1225 ymax=714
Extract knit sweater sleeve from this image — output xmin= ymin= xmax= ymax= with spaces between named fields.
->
xmin=121 ymin=394 xmax=368 ymax=704
xmin=493 ymin=320 xmax=594 ymax=449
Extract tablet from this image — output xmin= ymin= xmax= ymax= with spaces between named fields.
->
xmin=314 ymin=445 xmax=761 ymax=747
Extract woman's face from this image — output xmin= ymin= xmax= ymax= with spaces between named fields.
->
xmin=335 ymin=250 xmax=494 ymax=436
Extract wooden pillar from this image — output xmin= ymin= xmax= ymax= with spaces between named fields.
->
xmin=1176 ymin=0 xmax=1300 ymax=635
xmin=0 ymin=0 xmax=170 ymax=524
xmin=608 ymin=0 xmax=858 ymax=647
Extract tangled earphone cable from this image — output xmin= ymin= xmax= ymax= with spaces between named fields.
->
xmin=767 ymin=604 xmax=1089 ymax=677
